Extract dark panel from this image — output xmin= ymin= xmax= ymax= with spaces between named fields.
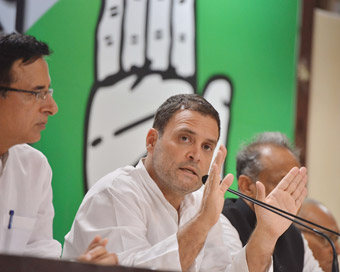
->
xmin=295 ymin=0 xmax=316 ymax=166
xmin=0 ymin=254 xmax=174 ymax=272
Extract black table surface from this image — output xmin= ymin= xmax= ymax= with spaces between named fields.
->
xmin=0 ymin=254 xmax=175 ymax=272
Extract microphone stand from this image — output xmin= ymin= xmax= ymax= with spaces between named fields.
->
xmin=202 ymin=175 xmax=340 ymax=272
xmin=227 ymin=188 xmax=339 ymax=272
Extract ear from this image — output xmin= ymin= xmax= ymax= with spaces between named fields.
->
xmin=238 ymin=175 xmax=257 ymax=198
xmin=146 ymin=128 xmax=159 ymax=154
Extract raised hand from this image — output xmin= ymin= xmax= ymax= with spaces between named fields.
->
xmin=244 ymin=167 xmax=308 ymax=272
xmin=255 ymin=166 xmax=308 ymax=239
xmin=199 ymin=145 xmax=234 ymax=227
xmin=177 ymin=145 xmax=233 ymax=271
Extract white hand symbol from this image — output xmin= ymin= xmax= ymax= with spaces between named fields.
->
xmin=85 ymin=0 xmax=232 ymax=190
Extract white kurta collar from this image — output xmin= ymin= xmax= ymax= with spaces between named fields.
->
xmin=135 ymin=158 xmax=200 ymax=226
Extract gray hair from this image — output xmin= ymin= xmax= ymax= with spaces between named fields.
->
xmin=236 ymin=132 xmax=300 ymax=180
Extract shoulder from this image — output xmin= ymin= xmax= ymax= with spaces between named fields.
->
xmin=9 ymin=144 xmax=49 ymax=165
xmin=8 ymin=144 xmax=52 ymax=183
xmin=84 ymin=165 xmax=142 ymax=199
xmin=78 ymin=165 xmax=154 ymax=217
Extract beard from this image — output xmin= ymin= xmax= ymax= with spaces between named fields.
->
xmin=151 ymin=143 xmax=203 ymax=196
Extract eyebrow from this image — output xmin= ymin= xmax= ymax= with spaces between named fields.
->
xmin=33 ymin=84 xmax=50 ymax=91
xmin=177 ymin=128 xmax=218 ymax=146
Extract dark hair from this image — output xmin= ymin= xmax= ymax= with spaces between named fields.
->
xmin=236 ymin=132 xmax=300 ymax=180
xmin=153 ymin=94 xmax=220 ymax=137
xmin=0 ymin=33 xmax=51 ymax=87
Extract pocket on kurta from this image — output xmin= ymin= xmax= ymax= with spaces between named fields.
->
xmin=0 ymin=212 xmax=36 ymax=255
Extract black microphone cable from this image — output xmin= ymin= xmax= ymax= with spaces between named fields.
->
xmin=202 ymin=175 xmax=340 ymax=272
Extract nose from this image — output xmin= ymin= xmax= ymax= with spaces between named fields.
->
xmin=186 ymin=144 xmax=201 ymax=162
xmin=41 ymin=94 xmax=58 ymax=116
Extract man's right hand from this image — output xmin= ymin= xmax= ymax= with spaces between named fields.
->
xmin=177 ymin=145 xmax=233 ymax=271
xmin=199 ymin=145 xmax=234 ymax=228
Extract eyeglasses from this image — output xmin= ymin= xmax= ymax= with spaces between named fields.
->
xmin=0 ymin=86 xmax=54 ymax=101
xmin=300 ymin=228 xmax=340 ymax=247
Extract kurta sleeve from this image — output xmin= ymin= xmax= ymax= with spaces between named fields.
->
xmin=219 ymin=214 xmax=252 ymax=272
xmin=63 ymin=186 xmax=182 ymax=271
xmin=23 ymin=155 xmax=61 ymax=258
xmin=195 ymin=219 xmax=248 ymax=272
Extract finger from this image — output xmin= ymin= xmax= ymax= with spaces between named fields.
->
xmin=255 ymin=181 xmax=266 ymax=202
xmin=295 ymin=186 xmax=307 ymax=209
xmin=86 ymin=235 xmax=102 ymax=251
xmin=291 ymin=170 xmax=308 ymax=200
xmin=147 ymin=0 xmax=171 ymax=71
xmin=292 ymin=171 xmax=308 ymax=205
xmin=79 ymin=237 xmax=109 ymax=262
xmin=285 ymin=167 xmax=307 ymax=194
xmin=78 ymin=247 xmax=108 ymax=263
xmin=96 ymin=0 xmax=124 ymax=81
xmin=220 ymin=173 xmax=234 ymax=193
xmin=205 ymin=146 xmax=226 ymax=188
xmin=275 ymin=166 xmax=299 ymax=192
xmin=89 ymin=237 xmax=109 ymax=257
xmin=299 ymin=166 xmax=307 ymax=176
xmin=122 ymin=0 xmax=147 ymax=72
xmin=78 ymin=254 xmax=92 ymax=263
xmin=214 ymin=145 xmax=227 ymax=168
xmin=86 ymin=245 xmax=108 ymax=260
xmin=93 ymin=253 xmax=119 ymax=266
xmin=99 ymin=238 xmax=109 ymax=247
xmin=204 ymin=163 xmax=218 ymax=190
xmin=171 ymin=0 xmax=195 ymax=77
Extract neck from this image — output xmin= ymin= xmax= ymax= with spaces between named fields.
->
xmin=0 ymin=131 xmax=14 ymax=155
xmin=0 ymin=141 xmax=10 ymax=156
xmin=162 ymin=190 xmax=184 ymax=212
xmin=144 ymin=156 xmax=184 ymax=212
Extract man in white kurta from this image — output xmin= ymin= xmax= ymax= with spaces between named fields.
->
xmin=0 ymin=32 xmax=117 ymax=264
xmin=0 ymin=144 xmax=61 ymax=257
xmin=63 ymin=159 xmax=247 ymax=271
xmin=0 ymin=33 xmax=61 ymax=258
xmin=63 ymin=94 xmax=308 ymax=271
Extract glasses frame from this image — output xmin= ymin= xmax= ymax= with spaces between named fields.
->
xmin=0 ymin=86 xmax=53 ymax=101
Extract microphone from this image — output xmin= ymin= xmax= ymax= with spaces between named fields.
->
xmin=202 ymin=175 xmax=340 ymax=272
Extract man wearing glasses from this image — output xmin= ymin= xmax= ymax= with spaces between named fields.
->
xmin=0 ymin=33 xmax=117 ymax=265
xmin=297 ymin=199 xmax=340 ymax=272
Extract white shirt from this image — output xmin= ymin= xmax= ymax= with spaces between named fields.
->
xmin=220 ymin=214 xmax=324 ymax=272
xmin=63 ymin=159 xmax=248 ymax=271
xmin=0 ymin=144 xmax=61 ymax=258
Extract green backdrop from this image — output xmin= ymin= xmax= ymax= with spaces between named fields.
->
xmin=26 ymin=0 xmax=300 ymax=243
